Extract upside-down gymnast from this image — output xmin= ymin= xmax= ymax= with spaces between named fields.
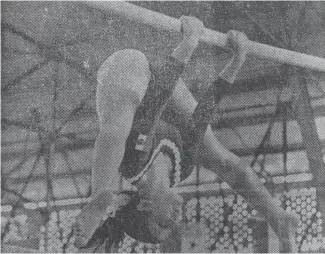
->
xmin=74 ymin=16 xmax=299 ymax=253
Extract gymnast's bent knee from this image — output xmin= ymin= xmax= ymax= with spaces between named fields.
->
xmin=96 ymin=49 xmax=151 ymax=126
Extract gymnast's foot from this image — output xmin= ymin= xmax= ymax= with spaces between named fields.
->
xmin=275 ymin=211 xmax=300 ymax=253
xmin=73 ymin=190 xmax=113 ymax=248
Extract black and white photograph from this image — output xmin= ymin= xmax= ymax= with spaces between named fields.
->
xmin=1 ymin=1 xmax=325 ymax=253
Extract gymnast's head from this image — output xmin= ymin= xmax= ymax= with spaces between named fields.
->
xmin=96 ymin=49 xmax=151 ymax=125
xmin=134 ymin=151 xmax=184 ymax=239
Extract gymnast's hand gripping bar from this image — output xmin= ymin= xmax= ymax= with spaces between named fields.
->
xmin=85 ymin=1 xmax=325 ymax=72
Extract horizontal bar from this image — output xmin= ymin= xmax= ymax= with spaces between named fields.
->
xmin=84 ymin=1 xmax=325 ymax=72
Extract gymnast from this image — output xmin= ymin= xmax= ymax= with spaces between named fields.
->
xmin=74 ymin=16 xmax=299 ymax=253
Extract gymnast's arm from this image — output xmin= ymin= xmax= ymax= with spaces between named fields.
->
xmin=168 ymin=84 xmax=285 ymax=238
xmin=168 ymin=30 xmax=248 ymax=157
xmin=171 ymin=16 xmax=204 ymax=64
xmin=218 ymin=30 xmax=247 ymax=84
xmin=173 ymin=31 xmax=248 ymax=163
xmin=167 ymin=32 xmax=285 ymax=228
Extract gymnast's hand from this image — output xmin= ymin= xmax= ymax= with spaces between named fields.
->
xmin=172 ymin=16 xmax=204 ymax=63
xmin=226 ymin=30 xmax=248 ymax=64
xmin=219 ymin=30 xmax=248 ymax=83
xmin=180 ymin=16 xmax=204 ymax=43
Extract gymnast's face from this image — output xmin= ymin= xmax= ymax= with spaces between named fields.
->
xmin=150 ymin=185 xmax=183 ymax=229
xmin=137 ymin=152 xmax=183 ymax=229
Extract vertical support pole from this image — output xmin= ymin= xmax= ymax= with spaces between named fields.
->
xmin=286 ymin=3 xmax=325 ymax=246
xmin=268 ymin=224 xmax=280 ymax=253
xmin=250 ymin=218 xmax=269 ymax=252
xmin=282 ymin=104 xmax=289 ymax=193
xmin=289 ymin=67 xmax=325 ymax=236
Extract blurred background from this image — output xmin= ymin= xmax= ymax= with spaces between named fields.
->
xmin=1 ymin=1 xmax=325 ymax=253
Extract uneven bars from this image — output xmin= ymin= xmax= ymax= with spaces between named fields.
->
xmin=85 ymin=1 xmax=325 ymax=72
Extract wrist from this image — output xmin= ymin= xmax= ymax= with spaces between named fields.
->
xmin=172 ymin=39 xmax=198 ymax=64
xmin=182 ymin=35 xmax=200 ymax=48
xmin=219 ymin=72 xmax=237 ymax=84
xmin=232 ymin=51 xmax=246 ymax=63
xmin=219 ymin=59 xmax=242 ymax=84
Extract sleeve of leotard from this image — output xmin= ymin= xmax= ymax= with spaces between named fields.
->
xmin=186 ymin=77 xmax=231 ymax=146
xmin=119 ymin=56 xmax=184 ymax=180
xmin=132 ymin=56 xmax=185 ymax=134
xmin=150 ymin=55 xmax=185 ymax=94
xmin=180 ymin=76 xmax=232 ymax=168
xmin=144 ymin=56 xmax=185 ymax=111
xmin=192 ymin=77 xmax=230 ymax=127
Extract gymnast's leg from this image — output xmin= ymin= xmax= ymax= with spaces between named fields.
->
xmin=159 ymin=30 xmax=299 ymax=252
xmin=74 ymin=16 xmax=204 ymax=251
xmin=74 ymin=48 xmax=150 ymax=250
xmin=167 ymin=66 xmax=299 ymax=252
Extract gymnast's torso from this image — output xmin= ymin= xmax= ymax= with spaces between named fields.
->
xmin=117 ymin=56 xmax=194 ymax=187
xmin=119 ymin=119 xmax=194 ymax=186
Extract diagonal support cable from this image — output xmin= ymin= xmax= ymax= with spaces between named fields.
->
xmin=250 ymin=91 xmax=283 ymax=168
xmin=1 ymin=187 xmax=34 ymax=203
xmin=55 ymin=91 xmax=96 ymax=134
xmin=2 ymin=21 xmax=97 ymax=87
xmin=48 ymin=50 xmax=97 ymax=84
xmin=1 ymin=22 xmax=50 ymax=50
xmin=1 ymin=118 xmax=45 ymax=134
xmin=61 ymin=151 xmax=84 ymax=198
xmin=1 ymin=151 xmax=42 ymax=240
xmin=2 ymin=22 xmax=97 ymax=138
xmin=3 ymin=142 xmax=34 ymax=178
xmin=2 ymin=59 xmax=51 ymax=93
xmin=229 ymin=123 xmax=273 ymax=183
xmin=4 ymin=109 xmax=44 ymax=177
